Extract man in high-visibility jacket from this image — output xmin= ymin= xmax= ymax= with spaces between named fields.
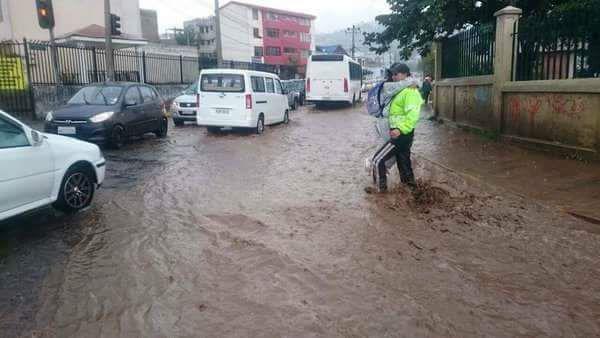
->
xmin=372 ymin=63 xmax=423 ymax=192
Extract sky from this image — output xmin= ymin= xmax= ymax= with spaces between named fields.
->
xmin=139 ymin=0 xmax=390 ymax=34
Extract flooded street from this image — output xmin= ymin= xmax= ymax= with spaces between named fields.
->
xmin=2 ymin=105 xmax=600 ymax=337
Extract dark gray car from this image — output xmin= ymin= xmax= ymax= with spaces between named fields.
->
xmin=44 ymin=83 xmax=169 ymax=149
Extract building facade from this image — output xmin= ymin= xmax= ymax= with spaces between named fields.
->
xmin=0 ymin=0 xmax=142 ymax=42
xmin=140 ymin=9 xmax=160 ymax=43
xmin=219 ymin=1 xmax=315 ymax=75
xmin=183 ymin=16 xmax=217 ymax=58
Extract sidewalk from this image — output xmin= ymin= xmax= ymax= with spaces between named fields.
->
xmin=414 ymin=108 xmax=600 ymax=223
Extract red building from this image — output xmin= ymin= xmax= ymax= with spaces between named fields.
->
xmin=220 ymin=2 xmax=316 ymax=77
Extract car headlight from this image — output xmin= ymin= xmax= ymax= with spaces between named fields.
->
xmin=90 ymin=111 xmax=115 ymax=123
xmin=45 ymin=111 xmax=54 ymax=122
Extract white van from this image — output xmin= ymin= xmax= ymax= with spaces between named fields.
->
xmin=196 ymin=69 xmax=289 ymax=134
xmin=306 ymin=54 xmax=363 ymax=106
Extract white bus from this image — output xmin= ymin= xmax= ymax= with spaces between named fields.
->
xmin=306 ymin=54 xmax=363 ymax=106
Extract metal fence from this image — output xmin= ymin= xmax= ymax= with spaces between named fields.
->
xmin=512 ymin=16 xmax=600 ymax=81
xmin=0 ymin=39 xmax=278 ymax=116
xmin=442 ymin=23 xmax=496 ymax=79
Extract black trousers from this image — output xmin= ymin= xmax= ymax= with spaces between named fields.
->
xmin=372 ymin=131 xmax=415 ymax=189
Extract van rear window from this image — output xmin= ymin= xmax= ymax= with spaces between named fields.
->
xmin=311 ymin=54 xmax=344 ymax=62
xmin=201 ymin=74 xmax=245 ymax=92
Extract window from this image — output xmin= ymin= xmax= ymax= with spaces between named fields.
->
xmin=139 ymin=86 xmax=155 ymax=102
xmin=266 ymin=47 xmax=281 ymax=56
xmin=283 ymin=30 xmax=296 ymax=38
xmin=252 ymin=8 xmax=259 ymax=20
xmin=268 ymin=12 xmax=277 ymax=20
xmin=251 ymin=76 xmax=265 ymax=92
xmin=299 ymin=18 xmax=310 ymax=26
xmin=266 ymin=28 xmax=279 ymax=38
xmin=274 ymin=80 xmax=283 ymax=94
xmin=68 ymin=86 xmax=123 ymax=105
xmin=201 ymin=74 xmax=245 ymax=92
xmin=283 ymin=47 xmax=297 ymax=54
xmin=349 ymin=62 xmax=362 ymax=81
xmin=254 ymin=47 xmax=264 ymax=57
xmin=253 ymin=28 xmax=261 ymax=39
xmin=0 ymin=117 xmax=29 ymax=149
xmin=301 ymin=50 xmax=310 ymax=59
xmin=300 ymin=33 xmax=311 ymax=43
xmin=265 ymin=78 xmax=275 ymax=93
xmin=124 ymin=87 xmax=141 ymax=105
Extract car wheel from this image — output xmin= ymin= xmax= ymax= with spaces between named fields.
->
xmin=174 ymin=119 xmax=184 ymax=127
xmin=53 ymin=165 xmax=95 ymax=213
xmin=255 ymin=115 xmax=265 ymax=135
xmin=283 ymin=110 xmax=290 ymax=124
xmin=109 ymin=125 xmax=125 ymax=149
xmin=155 ymin=117 xmax=168 ymax=138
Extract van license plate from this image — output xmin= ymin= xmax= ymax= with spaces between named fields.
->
xmin=57 ymin=126 xmax=76 ymax=135
xmin=215 ymin=108 xmax=229 ymax=115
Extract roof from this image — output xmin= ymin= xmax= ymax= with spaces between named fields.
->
xmin=200 ymin=68 xmax=279 ymax=78
xmin=220 ymin=1 xmax=316 ymax=20
xmin=57 ymin=24 xmax=147 ymax=47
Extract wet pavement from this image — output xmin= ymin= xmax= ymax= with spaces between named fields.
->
xmin=1 ymin=105 xmax=600 ymax=337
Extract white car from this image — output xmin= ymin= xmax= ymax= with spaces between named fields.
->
xmin=172 ymin=83 xmax=198 ymax=126
xmin=196 ymin=69 xmax=289 ymax=134
xmin=0 ymin=110 xmax=106 ymax=222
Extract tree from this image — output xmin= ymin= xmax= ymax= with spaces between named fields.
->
xmin=364 ymin=0 xmax=596 ymax=58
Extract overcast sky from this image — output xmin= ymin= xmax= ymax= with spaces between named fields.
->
xmin=139 ymin=0 xmax=390 ymax=34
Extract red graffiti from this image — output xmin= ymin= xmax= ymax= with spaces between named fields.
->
xmin=548 ymin=94 xmax=585 ymax=120
xmin=525 ymin=96 xmax=543 ymax=130
xmin=508 ymin=96 xmax=521 ymax=125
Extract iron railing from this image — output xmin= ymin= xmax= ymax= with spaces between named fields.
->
xmin=441 ymin=23 xmax=496 ymax=79
xmin=512 ymin=15 xmax=600 ymax=81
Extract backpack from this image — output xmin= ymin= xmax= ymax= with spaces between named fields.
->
xmin=366 ymin=82 xmax=385 ymax=117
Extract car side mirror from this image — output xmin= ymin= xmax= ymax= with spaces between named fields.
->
xmin=31 ymin=130 xmax=43 ymax=147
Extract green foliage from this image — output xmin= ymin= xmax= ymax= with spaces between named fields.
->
xmin=364 ymin=0 xmax=595 ymax=57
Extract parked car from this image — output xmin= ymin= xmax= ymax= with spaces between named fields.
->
xmin=172 ymin=83 xmax=198 ymax=126
xmin=0 ymin=110 xmax=105 ymax=221
xmin=281 ymin=79 xmax=306 ymax=110
xmin=44 ymin=82 xmax=169 ymax=149
xmin=196 ymin=69 xmax=289 ymax=134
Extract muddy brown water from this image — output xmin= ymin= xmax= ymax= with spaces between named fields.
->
xmin=1 ymin=105 xmax=599 ymax=337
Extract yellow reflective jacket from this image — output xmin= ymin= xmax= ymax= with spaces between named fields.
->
xmin=389 ymin=88 xmax=423 ymax=134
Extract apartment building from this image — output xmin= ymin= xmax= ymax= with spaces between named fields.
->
xmin=184 ymin=16 xmax=217 ymax=58
xmin=219 ymin=1 xmax=315 ymax=75
xmin=0 ymin=0 xmax=143 ymax=46
xmin=140 ymin=9 xmax=160 ymax=43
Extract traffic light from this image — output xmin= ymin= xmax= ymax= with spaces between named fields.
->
xmin=35 ymin=0 xmax=55 ymax=29
xmin=110 ymin=14 xmax=122 ymax=36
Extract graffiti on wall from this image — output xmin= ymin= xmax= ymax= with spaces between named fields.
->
xmin=507 ymin=93 xmax=587 ymax=130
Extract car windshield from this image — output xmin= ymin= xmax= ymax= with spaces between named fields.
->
xmin=68 ymin=86 xmax=123 ymax=105
xmin=183 ymin=83 xmax=198 ymax=95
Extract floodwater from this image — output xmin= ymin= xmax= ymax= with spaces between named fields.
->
xmin=1 ymin=105 xmax=599 ymax=337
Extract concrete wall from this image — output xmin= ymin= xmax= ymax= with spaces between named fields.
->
xmin=434 ymin=76 xmax=494 ymax=130
xmin=502 ymin=79 xmax=600 ymax=152
xmin=220 ymin=3 xmax=256 ymax=62
xmin=0 ymin=0 xmax=13 ymax=41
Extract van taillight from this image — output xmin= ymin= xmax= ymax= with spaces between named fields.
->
xmin=344 ymin=78 xmax=349 ymax=92
xmin=196 ymin=94 xmax=200 ymax=108
xmin=306 ymin=78 xmax=310 ymax=92
xmin=246 ymin=94 xmax=252 ymax=109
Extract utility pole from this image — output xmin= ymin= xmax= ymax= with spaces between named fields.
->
xmin=104 ymin=0 xmax=115 ymax=82
xmin=214 ymin=0 xmax=223 ymax=65
xmin=345 ymin=25 xmax=361 ymax=59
